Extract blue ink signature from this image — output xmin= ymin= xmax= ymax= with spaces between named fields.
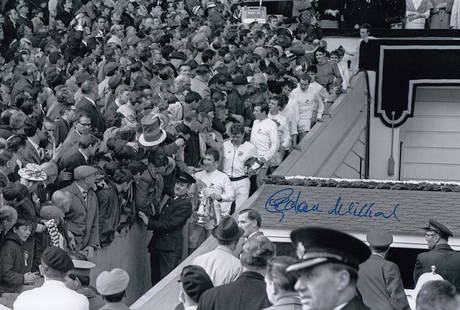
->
xmin=265 ymin=188 xmax=400 ymax=222
xmin=265 ymin=188 xmax=323 ymax=222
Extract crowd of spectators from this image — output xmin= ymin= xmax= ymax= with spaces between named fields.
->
xmin=0 ymin=0 xmax=354 ymax=296
xmin=0 ymin=0 xmax=407 ymax=308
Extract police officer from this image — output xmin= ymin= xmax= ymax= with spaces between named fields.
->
xmin=357 ymin=229 xmax=410 ymax=310
xmin=414 ymin=219 xmax=460 ymax=290
xmin=138 ymin=170 xmax=195 ymax=286
xmin=287 ymin=226 xmax=370 ymax=310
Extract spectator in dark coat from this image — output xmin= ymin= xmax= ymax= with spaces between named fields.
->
xmin=0 ymin=219 xmax=39 ymax=293
xmin=76 ymin=80 xmax=106 ymax=134
xmin=198 ymin=236 xmax=275 ymax=310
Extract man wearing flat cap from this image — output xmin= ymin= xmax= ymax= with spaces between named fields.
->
xmin=14 ymin=246 xmax=89 ymax=310
xmin=288 ymin=226 xmax=370 ymax=310
xmin=62 ymin=165 xmax=100 ymax=257
xmin=414 ymin=219 xmax=460 ymax=290
xmin=357 ymin=229 xmax=409 ymax=310
xmin=138 ymin=170 xmax=195 ymax=286
xmin=96 ymin=268 xmax=130 ymax=309
xmin=193 ymin=216 xmax=243 ymax=286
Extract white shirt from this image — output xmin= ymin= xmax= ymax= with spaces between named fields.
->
xmin=193 ymin=245 xmax=243 ymax=286
xmin=222 ymin=141 xmax=258 ymax=178
xmin=281 ymin=99 xmax=299 ymax=136
xmin=194 ymin=169 xmax=234 ymax=216
xmin=268 ymin=112 xmax=291 ymax=149
xmin=289 ymin=86 xmax=322 ymax=132
xmin=13 ymin=280 xmax=89 ymax=310
xmin=250 ymin=118 xmax=279 ymax=162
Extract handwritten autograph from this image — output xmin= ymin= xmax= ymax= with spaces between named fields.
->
xmin=265 ymin=188 xmax=400 ymax=223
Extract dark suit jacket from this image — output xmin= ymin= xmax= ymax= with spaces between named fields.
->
xmin=54 ymin=117 xmax=71 ymax=146
xmin=198 ymin=271 xmax=271 ymax=310
xmin=59 ymin=151 xmax=88 ymax=188
xmin=76 ymin=96 xmax=106 ymax=133
xmin=357 ymin=254 xmax=410 ymax=310
xmin=147 ymin=196 xmax=192 ymax=256
xmin=414 ymin=244 xmax=460 ymax=289
xmin=62 ymin=182 xmax=99 ymax=250
xmin=134 ymin=164 xmax=163 ymax=215
xmin=342 ymin=296 xmax=370 ymax=310
xmin=18 ymin=140 xmax=41 ymax=165
xmin=60 ymin=150 xmax=87 ymax=173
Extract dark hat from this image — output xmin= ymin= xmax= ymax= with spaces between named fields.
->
xmin=170 ymin=51 xmax=186 ymax=61
xmin=233 ymin=75 xmax=248 ymax=86
xmin=175 ymin=170 xmax=196 ymax=184
xmin=74 ymin=165 xmax=99 ymax=180
xmin=105 ymin=62 xmax=119 ymax=75
xmin=366 ymin=229 xmax=393 ymax=247
xmin=108 ymin=75 xmax=122 ymax=90
xmin=180 ymin=265 xmax=213 ymax=302
xmin=42 ymin=246 xmax=74 ymax=273
xmin=286 ymin=226 xmax=370 ymax=272
xmin=212 ymin=216 xmax=243 ymax=242
xmin=139 ymin=115 xmax=166 ymax=147
xmin=423 ymin=219 xmax=453 ymax=238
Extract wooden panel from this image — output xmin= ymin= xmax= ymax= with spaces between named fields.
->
xmin=403 ymin=147 xmax=460 ymax=165
xmin=402 ymin=163 xmax=460 ymax=181
xmin=401 ymin=90 xmax=460 ymax=182
xmin=343 ymin=150 xmax=362 ymax=172
xmin=403 ymin=132 xmax=460 ymax=148
xmin=352 ymin=138 xmax=365 ymax=158
xmin=334 ymin=162 xmax=360 ymax=179
xmin=412 ymin=101 xmax=460 ymax=116
xmin=415 ymin=87 xmax=460 ymax=102
xmin=404 ymin=116 xmax=460 ymax=132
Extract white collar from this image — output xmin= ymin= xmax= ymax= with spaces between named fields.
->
xmin=78 ymin=149 xmax=88 ymax=162
xmin=333 ymin=302 xmax=348 ymax=310
xmin=27 ymin=137 xmax=40 ymax=154
xmin=84 ymin=96 xmax=96 ymax=106
xmin=248 ymin=230 xmax=260 ymax=239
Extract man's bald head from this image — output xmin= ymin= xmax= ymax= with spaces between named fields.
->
xmin=51 ymin=190 xmax=73 ymax=214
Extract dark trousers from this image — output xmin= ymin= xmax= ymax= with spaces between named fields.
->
xmin=150 ymin=252 xmax=180 ymax=286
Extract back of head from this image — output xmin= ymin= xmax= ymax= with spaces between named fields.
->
xmin=41 ymin=246 xmax=74 ymax=279
xmin=240 ymin=236 xmax=275 ymax=269
xmin=180 ymin=265 xmax=213 ymax=303
xmin=266 ymin=256 xmax=298 ymax=292
xmin=416 ymin=280 xmax=458 ymax=310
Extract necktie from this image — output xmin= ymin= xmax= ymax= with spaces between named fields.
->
xmin=82 ymin=191 xmax=87 ymax=203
